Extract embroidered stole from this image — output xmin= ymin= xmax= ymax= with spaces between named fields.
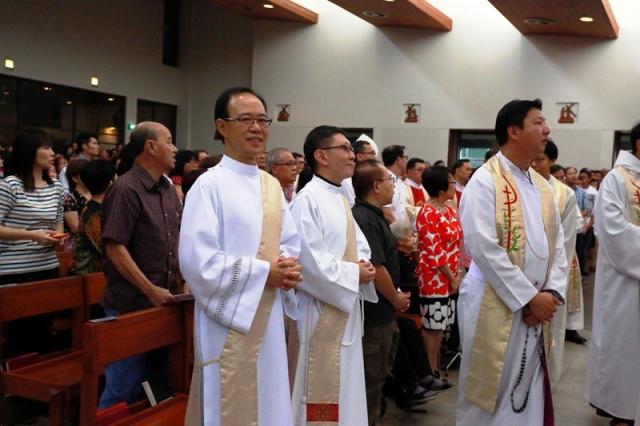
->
xmin=464 ymin=155 xmax=557 ymax=413
xmin=550 ymin=176 xmax=582 ymax=314
xmin=305 ymin=197 xmax=357 ymax=424
xmin=617 ymin=165 xmax=640 ymax=226
xmin=185 ymin=170 xmax=282 ymax=426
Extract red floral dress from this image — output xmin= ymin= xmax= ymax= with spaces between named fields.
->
xmin=416 ymin=203 xmax=462 ymax=298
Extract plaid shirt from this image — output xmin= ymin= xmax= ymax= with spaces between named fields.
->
xmin=574 ymin=186 xmax=589 ymax=213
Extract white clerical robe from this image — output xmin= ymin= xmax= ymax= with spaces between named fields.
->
xmin=340 ymin=177 xmax=356 ymax=207
xmin=457 ymin=152 xmax=567 ymax=426
xmin=179 ymin=155 xmax=301 ymax=426
xmin=289 ymin=175 xmax=378 ymax=426
xmin=548 ymin=178 xmax=578 ymax=387
xmin=566 ymin=204 xmax=584 ymax=331
xmin=586 ymin=150 xmax=640 ymax=420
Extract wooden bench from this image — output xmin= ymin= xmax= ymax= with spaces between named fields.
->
xmin=57 ymin=250 xmax=75 ymax=277
xmin=82 ymin=273 xmax=106 ymax=321
xmin=0 ymin=276 xmax=85 ymax=426
xmin=80 ymin=305 xmax=189 ymax=426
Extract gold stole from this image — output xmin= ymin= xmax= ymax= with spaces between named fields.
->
xmin=464 ymin=155 xmax=557 ymax=413
xmin=617 ymin=165 xmax=640 ymax=226
xmin=550 ymin=177 xmax=582 ymax=314
xmin=185 ymin=170 xmax=282 ymax=426
xmin=305 ymin=197 xmax=357 ymax=424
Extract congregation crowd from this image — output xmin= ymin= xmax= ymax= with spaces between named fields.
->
xmin=0 ymin=87 xmax=638 ymax=426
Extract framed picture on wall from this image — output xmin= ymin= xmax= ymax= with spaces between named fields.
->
xmin=403 ymin=103 xmax=420 ymax=124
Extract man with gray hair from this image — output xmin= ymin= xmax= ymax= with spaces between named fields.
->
xmin=267 ymin=148 xmax=298 ymax=203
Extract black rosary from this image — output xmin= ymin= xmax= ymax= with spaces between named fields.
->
xmin=510 ymin=324 xmax=544 ymax=413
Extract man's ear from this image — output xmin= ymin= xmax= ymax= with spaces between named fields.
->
xmin=314 ymin=150 xmax=327 ymax=168
xmin=216 ymin=119 xmax=228 ymax=141
xmin=507 ymin=124 xmax=520 ymax=141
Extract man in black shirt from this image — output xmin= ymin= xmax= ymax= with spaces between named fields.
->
xmin=352 ymin=160 xmax=411 ymax=424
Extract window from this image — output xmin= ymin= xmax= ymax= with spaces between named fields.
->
xmin=137 ymin=100 xmax=177 ymax=144
xmin=0 ymin=73 xmax=125 ymax=152
xmin=449 ymin=130 xmax=497 ymax=168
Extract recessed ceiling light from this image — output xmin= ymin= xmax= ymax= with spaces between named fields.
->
xmin=263 ymin=3 xmax=274 ymax=8
xmin=384 ymin=0 xmax=395 ymax=2
xmin=3 ymin=91 xmax=10 ymax=96
xmin=523 ymin=17 xmax=555 ymax=26
xmin=362 ymin=10 xmax=388 ymax=18
xmin=580 ymin=16 xmax=594 ymax=23
xmin=90 ymin=76 xmax=99 ymax=87
xmin=43 ymin=86 xmax=52 ymax=92
xmin=4 ymin=58 xmax=14 ymax=70
xmin=66 ymin=100 xmax=72 ymax=105
xmin=107 ymin=97 xmax=114 ymax=102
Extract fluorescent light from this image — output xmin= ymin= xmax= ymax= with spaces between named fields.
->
xmin=263 ymin=3 xmax=274 ymax=8
xmin=90 ymin=76 xmax=99 ymax=87
xmin=580 ymin=16 xmax=594 ymax=23
xmin=4 ymin=58 xmax=14 ymax=70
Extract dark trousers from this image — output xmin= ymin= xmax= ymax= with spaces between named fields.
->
xmin=576 ymin=228 xmax=594 ymax=274
xmin=391 ymin=316 xmax=432 ymax=389
xmin=363 ymin=321 xmax=399 ymax=425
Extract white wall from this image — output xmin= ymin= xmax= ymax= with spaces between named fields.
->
xmin=0 ymin=0 xmax=254 ymax=150
xmin=252 ymin=0 xmax=640 ymax=169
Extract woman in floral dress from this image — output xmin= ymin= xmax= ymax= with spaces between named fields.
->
xmin=416 ymin=166 xmax=463 ymax=387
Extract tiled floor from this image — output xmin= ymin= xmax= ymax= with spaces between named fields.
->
xmin=381 ymin=274 xmax=610 ymax=426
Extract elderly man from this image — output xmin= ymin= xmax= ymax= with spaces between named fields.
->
xmin=99 ymin=121 xmax=181 ymax=407
xmin=179 ymin=87 xmax=302 ymax=426
xmin=457 ymin=99 xmax=566 ymax=426
xmin=267 ymin=147 xmax=298 ymax=203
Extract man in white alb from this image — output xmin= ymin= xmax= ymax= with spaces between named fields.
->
xmin=179 ymin=87 xmax=302 ymax=426
xmin=457 ymin=99 xmax=566 ymax=426
xmin=290 ymin=125 xmax=377 ymax=425
xmin=587 ymin=122 xmax=640 ymax=426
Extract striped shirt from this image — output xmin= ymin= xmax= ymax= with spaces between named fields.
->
xmin=0 ymin=176 xmax=64 ymax=275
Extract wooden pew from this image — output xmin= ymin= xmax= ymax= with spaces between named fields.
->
xmin=82 ymin=273 xmax=106 ymax=321
xmin=56 ymin=250 xmax=75 ymax=277
xmin=80 ymin=305 xmax=189 ymax=426
xmin=0 ymin=276 xmax=85 ymax=426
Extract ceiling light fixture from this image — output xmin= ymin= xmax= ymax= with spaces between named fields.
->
xmin=107 ymin=97 xmax=114 ymax=102
xmin=523 ymin=17 xmax=555 ymax=26
xmin=66 ymin=100 xmax=72 ymax=105
xmin=362 ymin=10 xmax=388 ymax=18
xmin=263 ymin=3 xmax=274 ymax=8
xmin=4 ymin=58 xmax=14 ymax=70
xmin=580 ymin=16 xmax=594 ymax=23
xmin=43 ymin=86 xmax=52 ymax=92
xmin=90 ymin=76 xmax=99 ymax=87
xmin=383 ymin=0 xmax=395 ymax=2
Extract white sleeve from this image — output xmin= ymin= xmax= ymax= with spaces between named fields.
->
xmin=179 ymin=179 xmax=270 ymax=333
xmin=290 ymin=193 xmax=360 ymax=313
xmin=594 ymin=171 xmax=640 ymax=280
xmin=460 ymin=169 xmax=538 ymax=312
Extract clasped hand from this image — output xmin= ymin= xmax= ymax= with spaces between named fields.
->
xmin=267 ymin=256 xmax=303 ymax=291
xmin=523 ymin=291 xmax=563 ymax=326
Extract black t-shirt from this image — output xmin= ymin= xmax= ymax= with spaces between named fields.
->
xmin=352 ymin=199 xmax=398 ymax=327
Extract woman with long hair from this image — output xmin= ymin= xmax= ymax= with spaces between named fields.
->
xmin=169 ymin=149 xmax=198 ymax=201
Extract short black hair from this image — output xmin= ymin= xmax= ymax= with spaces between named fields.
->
xmin=407 ymin=157 xmax=426 ymax=170
xmin=579 ymin=168 xmax=592 ymax=176
xmin=352 ymin=140 xmax=371 ymax=155
xmin=381 ymin=145 xmax=405 ymax=167
xmin=214 ymin=87 xmax=267 ymax=141
xmin=422 ymin=166 xmax=451 ymax=198
xmin=292 ymin=152 xmax=304 ymax=159
xmin=495 ymin=99 xmax=543 ymax=146
xmin=544 ymin=139 xmax=558 ymax=161
xmin=352 ymin=160 xmax=385 ymax=200
xmin=550 ymin=164 xmax=565 ymax=175
xmin=452 ymin=159 xmax=470 ymax=174
xmin=66 ymin=158 xmax=88 ymax=192
xmin=76 ymin=131 xmax=98 ymax=153
xmin=630 ymin=121 xmax=640 ymax=155
xmin=303 ymin=125 xmax=346 ymax=173
xmin=80 ymin=159 xmax=115 ymax=195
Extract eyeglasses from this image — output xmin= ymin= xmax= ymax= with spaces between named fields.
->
xmin=378 ymin=175 xmax=398 ymax=184
xmin=318 ymin=143 xmax=354 ymax=153
xmin=224 ymin=116 xmax=273 ymax=128
xmin=274 ymin=161 xmax=298 ymax=167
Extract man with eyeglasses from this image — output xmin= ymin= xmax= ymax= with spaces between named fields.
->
xmin=382 ymin=145 xmax=410 ymax=225
xmin=340 ymin=134 xmax=379 ymax=206
xmin=267 ymin=148 xmax=298 ymax=204
xmin=290 ymin=125 xmax=377 ymax=425
xmin=179 ymin=87 xmax=303 ymax=426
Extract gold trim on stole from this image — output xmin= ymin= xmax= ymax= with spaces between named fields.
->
xmin=305 ymin=197 xmax=357 ymax=425
xmin=464 ymin=155 xmax=557 ymax=413
xmin=185 ymin=170 xmax=283 ymax=426
xmin=617 ymin=165 xmax=640 ymax=226
xmin=550 ymin=177 xmax=582 ymax=314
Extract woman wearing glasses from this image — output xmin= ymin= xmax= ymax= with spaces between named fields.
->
xmin=416 ymin=166 xmax=462 ymax=391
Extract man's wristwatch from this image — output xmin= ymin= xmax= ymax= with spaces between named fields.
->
xmin=541 ymin=289 xmax=565 ymax=305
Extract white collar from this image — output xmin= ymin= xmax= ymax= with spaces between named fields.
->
xmin=406 ymin=178 xmax=422 ymax=189
xmin=220 ymin=155 xmax=259 ymax=176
